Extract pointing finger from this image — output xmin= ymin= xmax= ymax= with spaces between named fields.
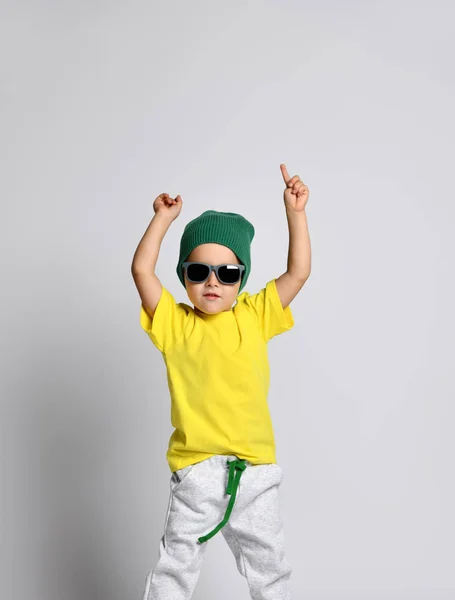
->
xmin=280 ymin=163 xmax=291 ymax=185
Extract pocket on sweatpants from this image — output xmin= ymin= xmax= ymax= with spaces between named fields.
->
xmin=171 ymin=463 xmax=196 ymax=486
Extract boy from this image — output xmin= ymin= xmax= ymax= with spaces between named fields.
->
xmin=131 ymin=164 xmax=311 ymax=600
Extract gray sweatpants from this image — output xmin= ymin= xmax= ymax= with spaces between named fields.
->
xmin=142 ymin=454 xmax=292 ymax=600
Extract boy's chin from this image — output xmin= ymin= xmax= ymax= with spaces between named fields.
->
xmin=194 ymin=300 xmax=226 ymax=314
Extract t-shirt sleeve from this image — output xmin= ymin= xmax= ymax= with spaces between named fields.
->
xmin=139 ymin=285 xmax=190 ymax=353
xmin=241 ymin=278 xmax=294 ymax=342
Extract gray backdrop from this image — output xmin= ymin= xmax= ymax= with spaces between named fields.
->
xmin=2 ymin=1 xmax=454 ymax=599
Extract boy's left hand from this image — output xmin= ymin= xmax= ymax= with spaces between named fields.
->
xmin=280 ymin=163 xmax=309 ymax=212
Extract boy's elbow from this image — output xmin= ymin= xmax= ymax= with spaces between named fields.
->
xmin=131 ymin=264 xmax=152 ymax=277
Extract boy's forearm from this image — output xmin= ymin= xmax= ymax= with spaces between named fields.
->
xmin=285 ymin=207 xmax=311 ymax=281
xmin=131 ymin=213 xmax=174 ymax=274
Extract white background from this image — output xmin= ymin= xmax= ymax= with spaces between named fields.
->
xmin=2 ymin=1 xmax=454 ymax=599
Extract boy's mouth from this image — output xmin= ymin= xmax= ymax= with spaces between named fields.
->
xmin=204 ymin=293 xmax=220 ymax=298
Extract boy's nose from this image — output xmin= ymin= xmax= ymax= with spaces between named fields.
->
xmin=208 ymin=269 xmax=219 ymax=284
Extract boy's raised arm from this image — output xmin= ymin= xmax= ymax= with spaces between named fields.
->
xmin=275 ymin=164 xmax=311 ymax=309
xmin=131 ymin=193 xmax=182 ymax=317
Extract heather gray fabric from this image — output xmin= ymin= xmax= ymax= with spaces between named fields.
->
xmin=142 ymin=454 xmax=293 ymax=600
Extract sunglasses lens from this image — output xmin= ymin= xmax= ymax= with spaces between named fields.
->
xmin=218 ymin=265 xmax=241 ymax=284
xmin=187 ymin=263 xmax=210 ymax=282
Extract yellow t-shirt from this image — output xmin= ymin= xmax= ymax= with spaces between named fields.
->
xmin=140 ymin=278 xmax=294 ymax=472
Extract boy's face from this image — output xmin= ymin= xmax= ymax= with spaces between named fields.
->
xmin=184 ymin=243 xmax=242 ymax=314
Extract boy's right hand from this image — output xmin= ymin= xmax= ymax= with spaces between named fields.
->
xmin=153 ymin=193 xmax=182 ymax=221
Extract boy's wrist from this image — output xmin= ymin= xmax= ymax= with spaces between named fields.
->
xmin=285 ymin=205 xmax=306 ymax=217
xmin=153 ymin=211 xmax=174 ymax=224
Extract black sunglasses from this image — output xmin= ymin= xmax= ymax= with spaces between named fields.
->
xmin=182 ymin=261 xmax=245 ymax=285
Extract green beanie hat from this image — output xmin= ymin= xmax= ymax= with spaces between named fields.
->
xmin=176 ymin=210 xmax=255 ymax=293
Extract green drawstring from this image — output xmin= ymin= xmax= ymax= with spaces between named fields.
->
xmin=197 ymin=458 xmax=247 ymax=544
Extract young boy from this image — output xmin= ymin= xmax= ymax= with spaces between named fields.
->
xmin=131 ymin=164 xmax=311 ymax=600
